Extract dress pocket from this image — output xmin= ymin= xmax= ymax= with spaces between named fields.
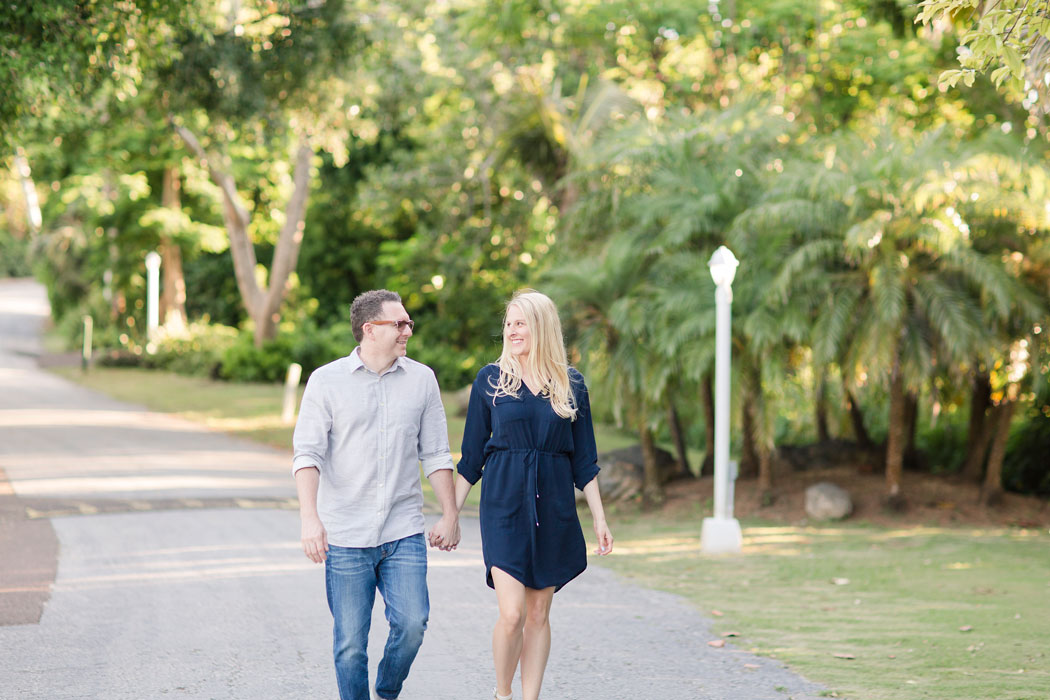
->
xmin=492 ymin=395 xmax=531 ymax=438
xmin=546 ymin=461 xmax=579 ymax=522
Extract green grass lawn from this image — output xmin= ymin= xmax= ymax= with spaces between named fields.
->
xmin=53 ymin=365 xmax=1050 ymax=700
xmin=603 ymin=511 xmax=1050 ymax=700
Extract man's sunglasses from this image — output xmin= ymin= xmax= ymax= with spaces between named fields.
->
xmin=369 ymin=319 xmax=416 ymax=331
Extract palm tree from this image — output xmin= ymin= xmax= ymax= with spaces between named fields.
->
xmin=947 ymin=151 xmax=1050 ymax=502
xmin=491 ymin=72 xmax=640 ymax=214
xmin=765 ymin=127 xmax=1040 ymax=504
xmin=545 ymin=234 xmax=669 ymax=505
xmin=550 ymin=103 xmax=795 ymax=503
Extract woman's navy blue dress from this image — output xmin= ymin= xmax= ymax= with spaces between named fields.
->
xmin=457 ymin=364 xmax=600 ymax=591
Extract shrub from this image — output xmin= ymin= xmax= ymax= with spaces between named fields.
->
xmin=410 ymin=340 xmax=483 ymax=391
xmin=0 ymin=232 xmax=31 ymax=277
xmin=1003 ymin=409 xmax=1050 ymax=497
xmin=95 ymin=321 xmax=238 ymax=377
xmin=143 ymin=322 xmax=239 ymax=377
xmin=219 ymin=332 xmax=298 ymax=383
xmin=291 ymin=318 xmax=355 ymax=378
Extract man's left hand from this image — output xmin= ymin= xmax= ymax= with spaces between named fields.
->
xmin=428 ymin=514 xmax=460 ymax=551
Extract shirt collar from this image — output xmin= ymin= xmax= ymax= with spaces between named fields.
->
xmin=348 ymin=347 xmax=406 ymax=375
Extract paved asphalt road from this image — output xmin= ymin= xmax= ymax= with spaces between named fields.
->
xmin=0 ymin=278 xmax=827 ymax=700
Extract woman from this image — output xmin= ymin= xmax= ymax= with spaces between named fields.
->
xmin=454 ymin=289 xmax=614 ymax=700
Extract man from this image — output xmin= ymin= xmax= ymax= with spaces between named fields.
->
xmin=293 ymin=289 xmax=460 ymax=700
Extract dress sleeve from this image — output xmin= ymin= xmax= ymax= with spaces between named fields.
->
xmin=569 ymin=369 xmax=600 ymax=490
xmin=457 ymin=367 xmax=493 ymax=485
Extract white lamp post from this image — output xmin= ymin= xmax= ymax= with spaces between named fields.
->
xmin=145 ymin=251 xmax=161 ymax=340
xmin=701 ymin=245 xmax=743 ymax=554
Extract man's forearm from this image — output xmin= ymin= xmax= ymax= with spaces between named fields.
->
xmin=295 ymin=466 xmax=321 ymax=517
xmin=427 ymin=468 xmax=457 ymax=517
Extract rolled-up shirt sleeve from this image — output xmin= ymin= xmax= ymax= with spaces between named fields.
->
xmin=569 ymin=369 xmax=600 ymax=490
xmin=292 ymin=372 xmax=331 ymax=475
xmin=418 ymin=370 xmax=454 ymax=477
xmin=457 ymin=367 xmax=493 ymax=485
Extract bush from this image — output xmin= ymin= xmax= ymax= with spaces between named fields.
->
xmin=219 ymin=332 xmax=298 ymax=383
xmin=95 ymin=321 xmax=239 ymax=377
xmin=410 ymin=340 xmax=484 ymax=391
xmin=143 ymin=322 xmax=239 ymax=377
xmin=291 ymin=318 xmax=355 ymax=378
xmin=914 ymin=417 xmax=968 ymax=474
xmin=0 ymin=232 xmax=31 ymax=277
xmin=1003 ymin=409 xmax=1050 ymax=497
xmin=52 ymin=290 xmax=129 ymax=354
xmin=217 ymin=320 xmax=358 ymax=383
xmin=90 ymin=312 xmax=485 ymax=390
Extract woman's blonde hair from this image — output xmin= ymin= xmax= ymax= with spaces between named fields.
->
xmin=492 ymin=289 xmax=577 ymax=420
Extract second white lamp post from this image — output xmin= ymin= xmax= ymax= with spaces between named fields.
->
xmin=701 ymin=245 xmax=743 ymax=554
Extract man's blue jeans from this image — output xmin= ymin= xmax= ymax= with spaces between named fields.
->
xmin=325 ymin=534 xmax=429 ymax=700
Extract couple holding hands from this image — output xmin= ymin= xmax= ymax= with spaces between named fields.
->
xmin=293 ymin=288 xmax=613 ymax=700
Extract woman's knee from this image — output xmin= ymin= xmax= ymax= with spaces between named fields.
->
xmin=523 ymin=591 xmax=553 ymax=628
xmin=496 ymin=603 xmax=526 ymax=633
xmin=524 ymin=604 xmax=550 ymax=629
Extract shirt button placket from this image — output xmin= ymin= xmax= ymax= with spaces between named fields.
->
xmin=377 ymin=378 xmax=386 ymax=531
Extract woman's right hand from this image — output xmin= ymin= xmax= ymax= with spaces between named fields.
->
xmin=593 ymin=518 xmax=613 ymax=555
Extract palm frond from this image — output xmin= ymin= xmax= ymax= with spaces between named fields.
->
xmin=871 ymin=262 xmax=907 ymax=325
xmin=769 ymin=238 xmax=843 ymax=302
xmin=912 ymin=276 xmax=983 ymax=362
xmin=811 ymin=286 xmax=863 ymax=364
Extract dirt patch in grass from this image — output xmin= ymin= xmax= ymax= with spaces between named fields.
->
xmin=659 ymin=466 xmax=1050 ymax=529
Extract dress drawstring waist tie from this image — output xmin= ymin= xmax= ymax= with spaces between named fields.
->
xmin=506 ymin=448 xmax=563 ymax=529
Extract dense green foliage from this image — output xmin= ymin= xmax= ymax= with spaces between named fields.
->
xmin=4 ymin=0 xmax=1048 ymax=501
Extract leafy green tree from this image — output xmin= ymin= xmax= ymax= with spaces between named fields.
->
xmin=917 ymin=0 xmax=1049 ymax=90
xmin=163 ymin=0 xmax=361 ymax=345
xmin=0 ymin=2 xmax=172 ymax=144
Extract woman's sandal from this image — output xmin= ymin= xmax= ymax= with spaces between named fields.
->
xmin=494 ymin=689 xmax=512 ymax=700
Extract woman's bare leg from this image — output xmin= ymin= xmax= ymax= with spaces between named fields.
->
xmin=519 ymin=586 xmax=555 ymax=700
xmin=491 ymin=567 xmax=526 ymax=697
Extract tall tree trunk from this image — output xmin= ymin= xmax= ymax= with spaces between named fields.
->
xmin=758 ymin=440 xmax=773 ymax=504
xmin=159 ymin=166 xmax=187 ymax=330
xmin=700 ymin=374 xmax=715 ymax=477
xmin=13 ymin=148 xmax=42 ymax=234
xmin=175 ymin=124 xmax=312 ymax=346
xmin=815 ymin=372 xmax=830 ymax=443
xmin=884 ymin=356 xmax=907 ymax=505
xmin=739 ymin=391 xmax=759 ymax=479
xmin=980 ymin=400 xmax=1016 ymax=506
xmin=845 ymin=385 xmax=874 ymax=449
xmin=750 ymin=362 xmax=774 ymax=502
xmin=666 ymin=398 xmax=692 ymax=479
xmin=258 ymin=140 xmax=312 ymax=344
xmin=963 ymin=416 xmax=996 ymax=482
xmin=962 ymin=372 xmax=993 ymax=480
xmin=638 ymin=421 xmax=664 ymax=508
xmin=739 ymin=361 xmax=773 ymax=502
xmin=102 ymin=174 xmax=124 ymax=320
xmin=903 ymin=390 xmax=919 ymax=468
xmin=557 ymin=179 xmax=579 ymax=216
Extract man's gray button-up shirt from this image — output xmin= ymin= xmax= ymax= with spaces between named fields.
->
xmin=292 ymin=348 xmax=454 ymax=547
